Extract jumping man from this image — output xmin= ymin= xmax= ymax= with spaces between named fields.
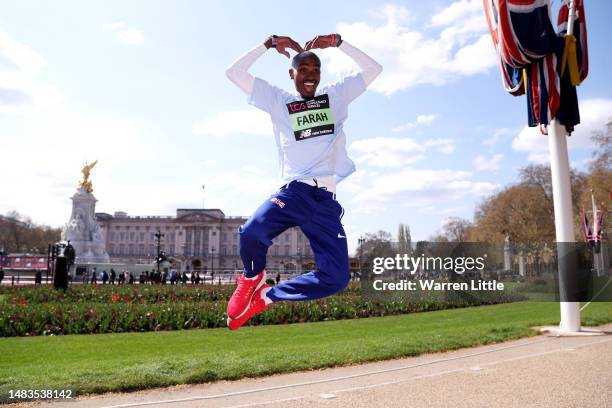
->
xmin=225 ymin=33 xmax=382 ymax=330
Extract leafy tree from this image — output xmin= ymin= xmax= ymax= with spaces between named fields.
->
xmin=441 ymin=217 xmax=473 ymax=242
xmin=590 ymin=120 xmax=612 ymax=171
xmin=577 ymin=121 xmax=612 ymax=237
xmin=518 ymin=164 xmax=586 ymax=216
xmin=0 ymin=211 xmax=61 ymax=253
xmin=470 ymin=184 xmax=555 ymax=243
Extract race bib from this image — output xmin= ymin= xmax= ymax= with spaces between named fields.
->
xmin=286 ymin=94 xmax=335 ymax=141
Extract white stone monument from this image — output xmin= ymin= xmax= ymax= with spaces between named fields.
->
xmin=503 ymin=235 xmax=513 ymax=272
xmin=61 ymin=161 xmax=110 ymax=265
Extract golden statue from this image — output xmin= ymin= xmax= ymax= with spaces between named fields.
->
xmin=79 ymin=160 xmax=98 ymax=193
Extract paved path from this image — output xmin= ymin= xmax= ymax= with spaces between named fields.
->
xmin=17 ymin=324 xmax=612 ymax=408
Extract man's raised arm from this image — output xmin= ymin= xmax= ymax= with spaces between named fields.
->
xmin=226 ymin=36 xmax=303 ymax=95
xmin=305 ymin=34 xmax=383 ymax=87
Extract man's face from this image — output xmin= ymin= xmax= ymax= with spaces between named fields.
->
xmin=290 ymin=56 xmax=321 ymax=99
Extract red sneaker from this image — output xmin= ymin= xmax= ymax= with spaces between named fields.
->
xmin=227 ymin=284 xmax=270 ymax=331
xmin=227 ymin=270 xmax=266 ymax=319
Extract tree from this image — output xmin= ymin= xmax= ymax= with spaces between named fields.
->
xmin=590 ymin=120 xmax=612 ymax=171
xmin=441 ymin=217 xmax=473 ymax=242
xmin=397 ymin=223 xmax=412 ymax=254
xmin=356 ymin=230 xmax=393 ymax=258
xmin=577 ymin=122 xmax=612 ymax=238
xmin=470 ymin=184 xmax=555 ymax=243
xmin=518 ymin=164 xmax=586 ymax=215
xmin=358 ymin=230 xmax=393 ymax=253
xmin=0 ymin=211 xmax=61 ymax=253
xmin=355 ymin=230 xmax=394 ymax=280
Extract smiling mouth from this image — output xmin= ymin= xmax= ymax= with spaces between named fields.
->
xmin=303 ymin=81 xmax=316 ymax=92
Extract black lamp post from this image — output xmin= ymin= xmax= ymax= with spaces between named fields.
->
xmin=155 ymin=229 xmax=165 ymax=278
xmin=358 ymin=235 xmax=365 ymax=280
xmin=297 ymin=247 xmax=302 ymax=275
xmin=0 ymin=247 xmax=5 ymax=285
xmin=211 ymin=246 xmax=215 ymax=276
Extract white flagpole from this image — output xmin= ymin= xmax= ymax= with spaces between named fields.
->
xmin=591 ymin=189 xmax=598 ymax=239
xmin=548 ymin=120 xmax=581 ymax=332
xmin=590 ymin=189 xmax=604 ymax=276
xmin=549 ymin=0 xmax=580 ymax=333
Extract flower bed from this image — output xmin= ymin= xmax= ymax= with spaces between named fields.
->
xmin=0 ymin=284 xmax=525 ymax=337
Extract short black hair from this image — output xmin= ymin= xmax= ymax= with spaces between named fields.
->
xmin=291 ymin=51 xmax=321 ymax=70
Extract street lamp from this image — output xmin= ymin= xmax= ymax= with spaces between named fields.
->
xmin=211 ymin=246 xmax=215 ymax=276
xmin=358 ymin=235 xmax=366 ymax=281
xmin=0 ymin=247 xmax=5 ymax=285
xmin=180 ymin=242 xmax=188 ymax=274
xmin=154 ymin=229 xmax=165 ymax=279
xmin=297 ymin=247 xmax=302 ymax=275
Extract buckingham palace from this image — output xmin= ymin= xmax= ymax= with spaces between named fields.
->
xmin=95 ymin=208 xmax=316 ymax=275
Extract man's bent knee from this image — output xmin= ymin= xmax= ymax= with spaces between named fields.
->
xmin=320 ymin=269 xmax=350 ymax=296
xmin=239 ymin=224 xmax=270 ymax=250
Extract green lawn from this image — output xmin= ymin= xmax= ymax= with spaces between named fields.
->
xmin=1 ymin=301 xmax=611 ymax=398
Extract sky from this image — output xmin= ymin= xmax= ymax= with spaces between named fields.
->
xmin=1 ymin=0 xmax=611 ymax=254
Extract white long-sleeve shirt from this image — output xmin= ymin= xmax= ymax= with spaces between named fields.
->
xmin=225 ymin=41 xmax=382 ymax=189
xmin=226 ymin=41 xmax=382 ymax=95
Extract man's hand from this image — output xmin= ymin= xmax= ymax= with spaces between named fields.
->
xmin=304 ymin=34 xmax=342 ymax=50
xmin=264 ymin=35 xmax=303 ymax=58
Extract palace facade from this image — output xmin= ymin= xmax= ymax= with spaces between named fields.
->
xmin=95 ymin=209 xmax=316 ymax=274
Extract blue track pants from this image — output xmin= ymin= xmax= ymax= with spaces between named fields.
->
xmin=239 ymin=181 xmax=350 ymax=302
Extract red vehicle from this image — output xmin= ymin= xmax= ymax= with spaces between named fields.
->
xmin=2 ymin=254 xmax=48 ymax=270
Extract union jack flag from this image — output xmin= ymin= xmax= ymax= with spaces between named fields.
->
xmin=483 ymin=0 xmax=588 ymax=132
xmin=582 ymin=208 xmax=605 ymax=251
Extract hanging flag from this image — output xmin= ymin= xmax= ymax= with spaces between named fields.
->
xmin=558 ymin=0 xmax=589 ymax=85
xmin=483 ymin=0 xmax=588 ymax=133
xmin=582 ymin=208 xmax=605 ymax=252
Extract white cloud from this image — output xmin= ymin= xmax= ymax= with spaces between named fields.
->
xmin=430 ymin=0 xmax=483 ymax=27
xmin=483 ymin=127 xmax=514 ymax=146
xmin=0 ymin=31 xmax=62 ymax=114
xmin=473 ymin=153 xmax=503 ymax=171
xmin=323 ymin=2 xmax=496 ymax=95
xmin=448 ymin=35 xmax=496 ymax=76
xmin=512 ymin=98 xmax=612 ymax=163
xmin=241 ymin=165 xmax=269 ymax=175
xmin=424 ymin=138 xmax=456 ymax=154
xmin=350 ymin=167 xmax=499 ymax=213
xmin=0 ymin=111 xmax=163 ymax=226
xmin=0 ymin=32 xmax=46 ymax=74
xmin=392 ymin=113 xmax=438 ymax=132
xmin=102 ymin=22 xmax=144 ymax=45
xmin=349 ymin=136 xmax=455 ymax=168
xmin=116 ymin=29 xmax=144 ymax=45
xmin=193 ymin=109 xmax=272 ymax=137
xmin=102 ymin=22 xmax=127 ymax=32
